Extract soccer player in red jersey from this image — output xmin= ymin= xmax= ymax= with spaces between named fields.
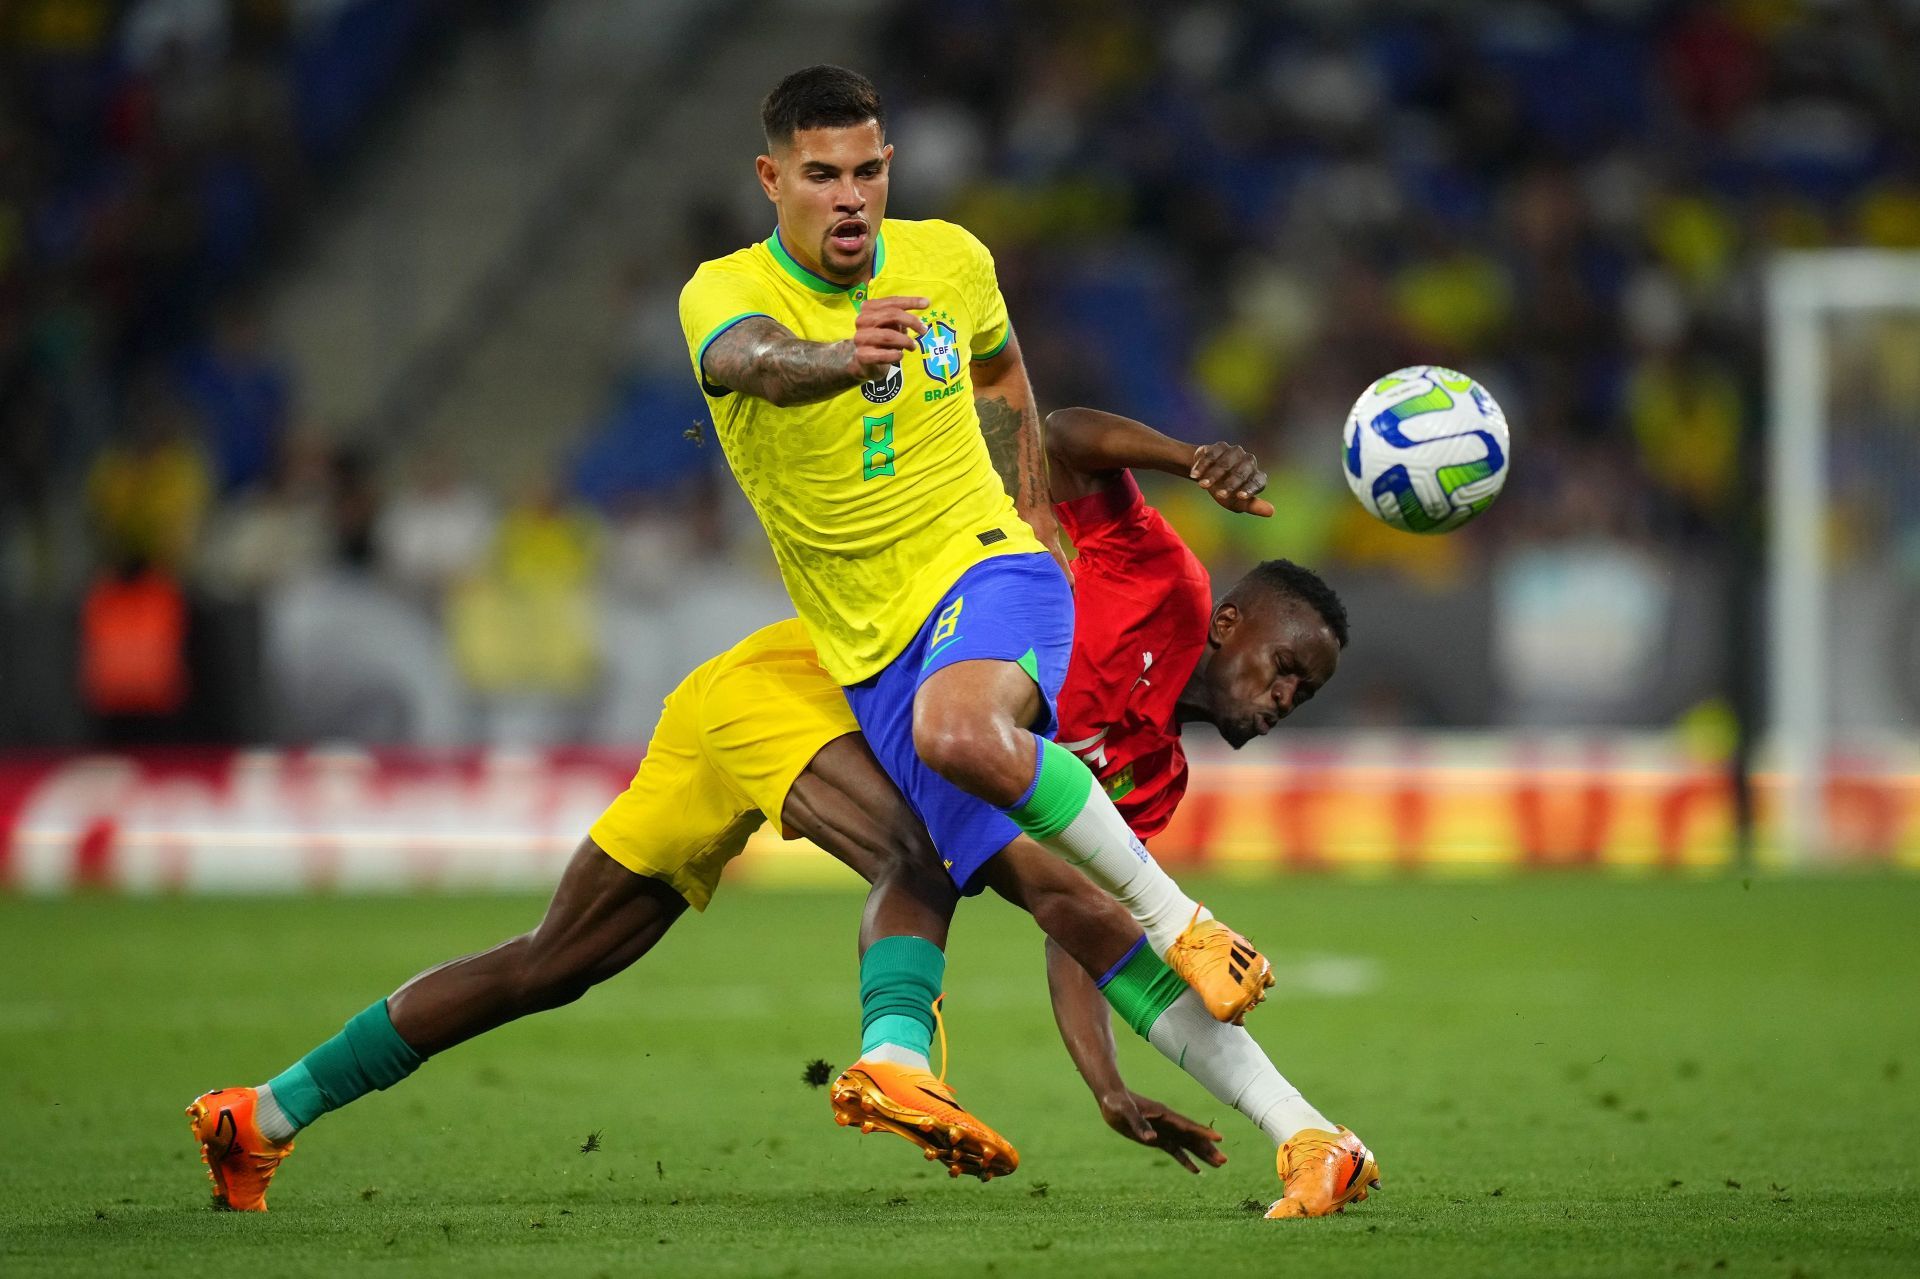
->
xmin=1047 ymin=406 xmax=1347 ymax=840
xmin=1038 ymin=405 xmax=1379 ymax=1217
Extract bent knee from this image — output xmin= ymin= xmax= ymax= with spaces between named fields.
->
xmin=874 ymin=838 xmax=956 ymax=906
xmin=912 ymin=705 xmax=1019 ymax=786
xmin=909 ymin=713 xmax=972 ymax=782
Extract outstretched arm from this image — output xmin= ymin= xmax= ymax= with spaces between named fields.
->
xmin=971 ymin=333 xmax=1066 ymax=567
xmin=1045 ymin=938 xmax=1228 ymax=1174
xmin=1044 ymin=407 xmax=1274 ymax=517
xmin=700 ymin=298 xmax=930 ymax=408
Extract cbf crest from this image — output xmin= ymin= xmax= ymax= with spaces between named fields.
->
xmin=917 ymin=309 xmax=961 ymax=383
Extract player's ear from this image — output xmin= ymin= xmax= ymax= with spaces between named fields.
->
xmin=754 ymin=152 xmax=780 ymax=201
xmin=1209 ymin=602 xmax=1239 ymax=647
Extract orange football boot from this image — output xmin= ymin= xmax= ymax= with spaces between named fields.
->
xmin=1167 ymin=910 xmax=1274 ymax=1023
xmin=830 ymin=1061 xmax=1018 ymax=1181
xmin=1266 ymin=1126 xmax=1380 ymax=1218
xmin=829 ymin=998 xmax=1017 ymax=1181
xmin=186 ymin=1087 xmax=293 ymax=1211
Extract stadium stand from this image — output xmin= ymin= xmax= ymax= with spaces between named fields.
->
xmin=3 ymin=0 xmax=1919 ymax=746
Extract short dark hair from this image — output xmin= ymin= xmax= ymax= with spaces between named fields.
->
xmin=1224 ymin=559 xmax=1350 ymax=648
xmin=761 ymin=65 xmax=885 ymax=147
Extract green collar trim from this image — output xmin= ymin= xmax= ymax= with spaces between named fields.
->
xmin=766 ymin=227 xmax=886 ymax=294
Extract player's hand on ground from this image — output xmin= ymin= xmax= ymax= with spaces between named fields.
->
xmin=848 ymin=295 xmax=930 ymax=382
xmin=1189 ymin=442 xmax=1274 ymax=517
xmin=1100 ymin=1090 xmax=1226 ymax=1174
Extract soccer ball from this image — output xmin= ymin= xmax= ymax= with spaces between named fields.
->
xmin=1342 ymin=366 xmax=1510 ymax=533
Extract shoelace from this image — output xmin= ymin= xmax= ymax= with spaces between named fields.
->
xmin=1178 ymin=904 xmax=1261 ymax=984
xmin=931 ymin=993 xmax=950 ymax=1087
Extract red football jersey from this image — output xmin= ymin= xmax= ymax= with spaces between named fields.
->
xmin=1054 ymin=472 xmax=1214 ymax=840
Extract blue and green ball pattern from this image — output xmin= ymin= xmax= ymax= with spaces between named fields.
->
xmin=1343 ymin=366 xmax=1510 ymax=534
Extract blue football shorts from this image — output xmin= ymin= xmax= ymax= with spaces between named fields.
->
xmin=842 ymin=551 xmax=1074 ymax=893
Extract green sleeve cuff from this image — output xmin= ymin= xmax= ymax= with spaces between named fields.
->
xmin=695 ymin=312 xmax=771 ymax=394
xmin=972 ymin=325 xmax=1012 ymax=361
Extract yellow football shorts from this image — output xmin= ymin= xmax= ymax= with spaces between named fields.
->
xmin=588 ymin=617 xmax=857 ymax=910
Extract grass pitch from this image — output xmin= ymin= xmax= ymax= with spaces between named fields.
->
xmin=1 ymin=875 xmax=1916 ymax=1277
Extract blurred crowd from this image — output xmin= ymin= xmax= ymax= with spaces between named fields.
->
xmin=0 ymin=0 xmax=579 ymax=736
xmin=0 ymin=0 xmax=462 ymax=557
xmin=5 ymin=0 xmax=1920 ymax=743
xmin=876 ymin=0 xmax=1920 ymax=580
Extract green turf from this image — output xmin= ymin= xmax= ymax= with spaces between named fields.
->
xmin=1 ymin=876 xmax=1917 ymax=1277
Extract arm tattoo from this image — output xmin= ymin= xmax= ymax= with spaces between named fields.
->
xmin=977 ymin=393 xmax=1050 ymax=516
xmin=701 ymin=317 xmax=859 ymax=408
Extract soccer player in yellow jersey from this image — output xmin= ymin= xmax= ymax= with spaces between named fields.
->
xmin=680 ymin=66 xmax=1271 ymax=1160
xmin=185 ymin=430 xmax=1376 ymax=1214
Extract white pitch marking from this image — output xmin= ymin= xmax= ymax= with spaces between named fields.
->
xmin=1268 ymin=954 xmax=1383 ymax=998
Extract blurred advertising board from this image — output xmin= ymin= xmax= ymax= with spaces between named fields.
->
xmin=2 ymin=738 xmax=1915 ymax=894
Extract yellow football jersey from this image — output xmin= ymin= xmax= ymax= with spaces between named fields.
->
xmin=678 ymin=217 xmax=1043 ymax=685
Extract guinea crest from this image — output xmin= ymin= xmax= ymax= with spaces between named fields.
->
xmin=860 ymin=361 xmax=902 ymax=404
xmin=917 ymin=310 xmax=961 ymax=383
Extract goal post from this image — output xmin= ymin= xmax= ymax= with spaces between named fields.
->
xmin=1766 ymin=250 xmax=1920 ymax=864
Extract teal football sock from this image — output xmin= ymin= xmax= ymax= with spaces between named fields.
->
xmin=259 ymin=1000 xmax=423 ymax=1137
xmin=858 ymin=935 xmax=945 ymax=1066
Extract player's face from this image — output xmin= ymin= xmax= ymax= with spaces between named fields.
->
xmin=1203 ymin=598 xmax=1339 ymax=749
xmin=755 ymin=121 xmax=891 ymax=285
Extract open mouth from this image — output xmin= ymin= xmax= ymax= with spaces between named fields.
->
xmin=828 ymin=218 xmax=869 ymax=255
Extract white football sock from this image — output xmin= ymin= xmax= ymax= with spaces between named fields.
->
xmin=252 ymin=1082 xmax=299 ymax=1143
xmin=1040 ymin=773 xmax=1210 ymax=957
xmin=859 ymin=1043 xmax=932 ymax=1071
xmin=1145 ymin=990 xmax=1330 ymax=1144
